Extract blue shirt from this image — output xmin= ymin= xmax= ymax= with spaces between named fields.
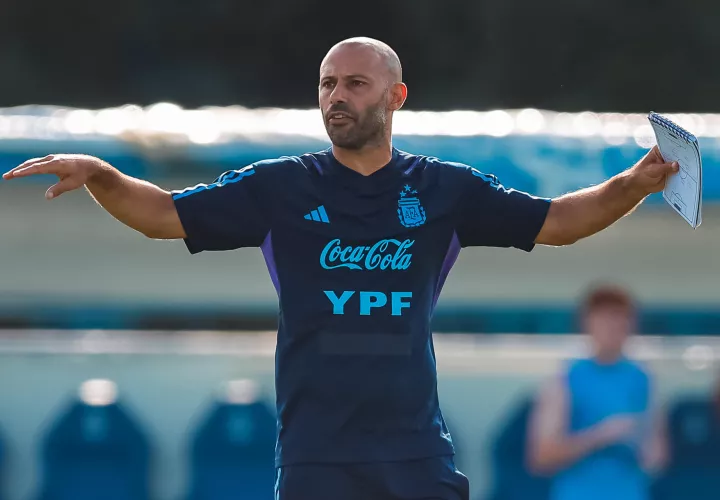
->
xmin=171 ymin=147 xmax=550 ymax=466
xmin=553 ymin=357 xmax=652 ymax=500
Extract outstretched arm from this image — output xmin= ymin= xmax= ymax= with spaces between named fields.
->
xmin=3 ymin=154 xmax=185 ymax=239
xmin=5 ymin=153 xmax=272 ymax=253
xmin=535 ymin=146 xmax=678 ymax=246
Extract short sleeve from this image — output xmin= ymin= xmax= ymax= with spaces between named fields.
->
xmin=454 ymin=165 xmax=551 ymax=251
xmin=171 ymin=164 xmax=270 ymax=253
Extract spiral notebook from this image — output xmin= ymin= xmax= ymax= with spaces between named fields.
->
xmin=648 ymin=111 xmax=703 ymax=228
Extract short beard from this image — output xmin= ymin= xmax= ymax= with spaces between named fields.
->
xmin=325 ymin=97 xmax=387 ymax=150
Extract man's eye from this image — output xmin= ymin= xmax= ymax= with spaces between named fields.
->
xmin=352 ymin=80 xmax=365 ymax=87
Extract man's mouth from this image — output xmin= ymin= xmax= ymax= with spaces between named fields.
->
xmin=327 ymin=112 xmax=354 ymax=124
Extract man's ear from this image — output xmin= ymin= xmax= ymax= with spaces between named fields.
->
xmin=389 ymin=82 xmax=407 ymax=111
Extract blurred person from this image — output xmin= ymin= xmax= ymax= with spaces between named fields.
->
xmin=528 ymin=285 xmax=668 ymax=500
xmin=3 ymin=38 xmax=677 ymax=500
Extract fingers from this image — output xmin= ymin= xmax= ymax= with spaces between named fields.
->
xmin=642 ymin=146 xmax=668 ymax=167
xmin=646 ymin=155 xmax=679 ymax=174
xmin=665 ymin=161 xmax=680 ymax=174
xmin=2 ymin=155 xmax=69 ymax=179
xmin=2 ymin=155 xmax=52 ymax=179
xmin=650 ymin=145 xmax=665 ymax=163
xmin=45 ymin=178 xmax=83 ymax=200
xmin=9 ymin=159 xmax=69 ymax=179
xmin=652 ymin=161 xmax=679 ymax=179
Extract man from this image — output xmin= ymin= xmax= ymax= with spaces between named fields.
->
xmin=528 ymin=285 xmax=668 ymax=500
xmin=4 ymin=38 xmax=677 ymax=500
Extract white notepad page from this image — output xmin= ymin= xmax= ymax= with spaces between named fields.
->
xmin=648 ymin=112 xmax=703 ymax=228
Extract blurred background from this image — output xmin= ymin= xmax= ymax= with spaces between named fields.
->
xmin=1 ymin=0 xmax=720 ymax=499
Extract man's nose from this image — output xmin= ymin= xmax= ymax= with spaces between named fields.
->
xmin=329 ymin=83 xmax=347 ymax=105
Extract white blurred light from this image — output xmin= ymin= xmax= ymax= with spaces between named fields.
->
xmin=145 ymin=102 xmax=184 ymax=133
xmin=601 ymin=114 xmax=629 ymax=145
xmin=689 ymin=114 xmax=706 ymax=136
xmin=95 ymin=108 xmax=132 ymax=135
xmin=225 ymin=379 xmax=259 ymax=405
xmin=232 ymin=109 xmax=252 ymax=134
xmin=42 ymin=118 xmax=64 ymax=137
xmin=392 ymin=110 xmax=412 ymax=133
xmin=633 ymin=124 xmax=656 ymax=148
xmin=704 ymin=115 xmax=720 ymax=136
xmin=32 ymin=117 xmax=53 ymax=138
xmin=0 ymin=116 xmax=10 ymax=136
xmin=444 ymin=111 xmax=482 ymax=136
xmin=674 ymin=114 xmax=693 ymax=133
xmin=65 ymin=110 xmax=95 ymax=134
xmin=398 ymin=111 xmax=431 ymax=135
xmin=424 ymin=111 xmax=448 ymax=135
xmin=254 ymin=108 xmax=285 ymax=135
xmin=516 ymin=109 xmax=545 ymax=134
xmin=274 ymin=109 xmax=325 ymax=137
xmin=7 ymin=116 xmax=33 ymax=138
xmin=79 ymin=379 xmax=118 ymax=406
xmin=485 ymin=110 xmax=514 ymax=137
xmin=120 ymin=104 xmax=145 ymax=131
xmin=551 ymin=112 xmax=576 ymax=136
xmin=682 ymin=345 xmax=715 ymax=371
xmin=186 ymin=110 xmax=221 ymax=144
xmin=574 ymin=112 xmax=601 ymax=137
xmin=122 ymin=104 xmax=143 ymax=112
xmin=2 ymin=104 xmax=720 ymax=141
xmin=603 ymin=135 xmax=627 ymax=146
xmin=51 ymin=108 xmax=69 ymax=119
xmin=411 ymin=111 xmax=439 ymax=135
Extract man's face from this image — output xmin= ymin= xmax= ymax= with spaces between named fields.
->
xmin=584 ymin=305 xmax=634 ymax=357
xmin=319 ymin=45 xmax=390 ymax=150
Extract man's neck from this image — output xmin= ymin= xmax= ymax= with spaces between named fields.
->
xmin=332 ymin=142 xmax=393 ymax=177
xmin=592 ymin=350 xmax=623 ymax=365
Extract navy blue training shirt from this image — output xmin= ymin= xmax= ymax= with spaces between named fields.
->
xmin=171 ymin=147 xmax=551 ymax=466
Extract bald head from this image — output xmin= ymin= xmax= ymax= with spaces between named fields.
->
xmin=322 ymin=37 xmax=402 ymax=85
xmin=318 ymin=37 xmax=407 ymax=151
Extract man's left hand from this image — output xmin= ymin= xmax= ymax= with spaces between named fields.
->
xmin=628 ymin=145 xmax=679 ymax=196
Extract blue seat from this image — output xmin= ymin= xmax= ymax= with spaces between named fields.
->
xmin=651 ymin=397 xmax=720 ymax=500
xmin=38 ymin=400 xmax=151 ymax=500
xmin=188 ymin=400 xmax=276 ymax=500
xmin=0 ymin=424 xmax=5 ymax=500
xmin=486 ymin=393 xmax=550 ymax=500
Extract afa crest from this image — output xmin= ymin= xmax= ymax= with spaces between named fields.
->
xmin=397 ymin=184 xmax=426 ymax=228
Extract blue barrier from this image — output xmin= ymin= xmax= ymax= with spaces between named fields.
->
xmin=2 ymin=303 xmax=720 ymax=334
xmin=2 ymin=134 xmax=717 ymax=201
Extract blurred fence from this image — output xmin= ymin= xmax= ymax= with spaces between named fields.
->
xmin=0 ymin=330 xmax=717 ymax=500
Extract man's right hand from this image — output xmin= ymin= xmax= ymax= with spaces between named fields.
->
xmin=594 ymin=414 xmax=640 ymax=446
xmin=3 ymin=154 xmax=104 ymax=200
xmin=4 ymin=153 xmax=185 ymax=239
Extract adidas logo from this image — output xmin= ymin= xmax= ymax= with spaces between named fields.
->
xmin=304 ymin=205 xmax=330 ymax=224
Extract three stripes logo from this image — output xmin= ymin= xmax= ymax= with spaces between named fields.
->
xmin=304 ymin=205 xmax=330 ymax=224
